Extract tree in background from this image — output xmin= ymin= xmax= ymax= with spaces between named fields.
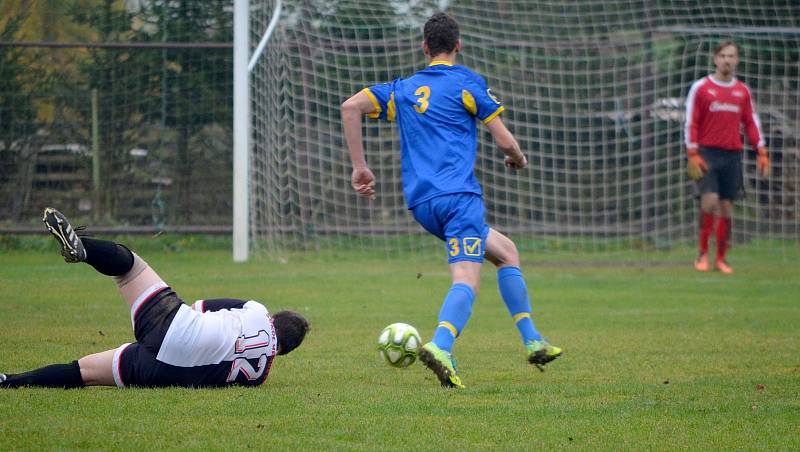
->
xmin=136 ymin=0 xmax=233 ymax=224
xmin=0 ymin=12 xmax=38 ymax=220
xmin=69 ymin=0 xmax=233 ymax=224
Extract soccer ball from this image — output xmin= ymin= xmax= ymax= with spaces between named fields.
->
xmin=377 ymin=323 xmax=421 ymax=368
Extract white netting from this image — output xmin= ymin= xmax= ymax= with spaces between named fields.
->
xmin=249 ymin=0 xmax=800 ymax=259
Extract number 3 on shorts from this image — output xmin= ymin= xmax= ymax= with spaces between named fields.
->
xmin=448 ymin=238 xmax=460 ymax=257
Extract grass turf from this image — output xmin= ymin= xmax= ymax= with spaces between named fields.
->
xmin=0 ymin=242 xmax=798 ymax=449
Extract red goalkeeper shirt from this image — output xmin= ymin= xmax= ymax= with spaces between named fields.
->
xmin=684 ymin=75 xmax=765 ymax=152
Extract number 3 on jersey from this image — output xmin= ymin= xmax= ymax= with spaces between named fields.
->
xmin=414 ymin=86 xmax=430 ymax=113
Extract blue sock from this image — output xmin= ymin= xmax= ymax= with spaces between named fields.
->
xmin=497 ymin=266 xmax=542 ymax=343
xmin=431 ymin=283 xmax=475 ymax=353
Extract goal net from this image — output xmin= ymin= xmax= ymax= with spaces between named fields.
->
xmin=249 ymin=0 xmax=800 ymax=260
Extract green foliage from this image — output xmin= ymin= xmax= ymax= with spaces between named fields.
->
xmin=1 ymin=1 xmax=234 ymax=226
xmin=0 ymin=13 xmax=36 ymax=140
xmin=0 ymin=247 xmax=798 ymax=448
xmin=66 ymin=0 xmax=234 ymax=224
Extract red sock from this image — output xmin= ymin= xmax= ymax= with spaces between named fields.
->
xmin=699 ymin=211 xmax=715 ymax=255
xmin=716 ymin=217 xmax=731 ymax=261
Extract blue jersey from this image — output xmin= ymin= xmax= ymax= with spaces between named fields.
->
xmin=364 ymin=61 xmax=504 ymax=208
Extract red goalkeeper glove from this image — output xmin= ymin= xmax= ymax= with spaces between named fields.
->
xmin=687 ymin=148 xmax=708 ymax=181
xmin=757 ymin=147 xmax=770 ymax=178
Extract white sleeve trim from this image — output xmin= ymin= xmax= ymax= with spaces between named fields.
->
xmin=684 ymin=79 xmax=704 ymax=148
xmin=753 ymin=111 xmax=765 ymax=148
xmin=745 ymin=85 xmax=766 ymax=148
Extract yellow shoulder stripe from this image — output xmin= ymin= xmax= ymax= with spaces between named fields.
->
xmin=361 ymin=88 xmax=382 ymax=119
xmin=483 ymin=106 xmax=505 ymax=124
xmin=462 ymin=89 xmax=477 ymax=115
xmin=387 ymin=92 xmax=396 ymax=122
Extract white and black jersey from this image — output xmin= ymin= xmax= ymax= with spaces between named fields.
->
xmin=112 ymin=287 xmax=278 ymax=388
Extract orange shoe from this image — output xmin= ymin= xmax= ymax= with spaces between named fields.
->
xmin=694 ymin=253 xmax=709 ymax=272
xmin=715 ymin=259 xmax=734 ymax=274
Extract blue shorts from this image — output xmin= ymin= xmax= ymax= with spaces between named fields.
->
xmin=411 ymin=193 xmax=489 ymax=264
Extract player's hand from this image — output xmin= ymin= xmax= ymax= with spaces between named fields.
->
xmin=505 ymin=153 xmax=527 ymax=170
xmin=351 ymin=167 xmax=376 ymax=199
xmin=687 ymin=148 xmax=708 ymax=181
xmin=757 ymin=147 xmax=770 ymax=178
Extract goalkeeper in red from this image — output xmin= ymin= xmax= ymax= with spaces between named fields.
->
xmin=685 ymin=41 xmax=769 ymax=274
xmin=341 ymin=12 xmax=561 ymax=388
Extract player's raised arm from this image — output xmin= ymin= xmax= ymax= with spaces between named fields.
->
xmin=485 ymin=116 xmax=527 ymax=169
xmin=341 ymin=90 xmax=379 ymax=198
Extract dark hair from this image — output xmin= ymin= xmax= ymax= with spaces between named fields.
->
xmin=423 ymin=12 xmax=459 ymax=57
xmin=713 ymin=40 xmax=738 ymax=55
xmin=272 ymin=310 xmax=309 ymax=355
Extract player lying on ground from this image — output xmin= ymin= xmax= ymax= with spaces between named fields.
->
xmin=0 ymin=208 xmax=309 ymax=389
xmin=341 ymin=12 xmax=561 ymax=388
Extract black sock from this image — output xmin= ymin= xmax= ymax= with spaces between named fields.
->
xmin=82 ymin=238 xmax=135 ymax=276
xmin=0 ymin=361 xmax=85 ymax=389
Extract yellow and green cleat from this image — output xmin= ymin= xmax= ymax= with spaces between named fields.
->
xmin=526 ymin=339 xmax=562 ymax=372
xmin=418 ymin=342 xmax=465 ymax=389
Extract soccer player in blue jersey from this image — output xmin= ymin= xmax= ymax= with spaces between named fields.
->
xmin=341 ymin=12 xmax=562 ymax=388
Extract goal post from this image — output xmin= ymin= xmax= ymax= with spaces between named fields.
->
xmin=233 ymin=0 xmax=282 ymax=262
xmin=233 ymin=0 xmax=250 ymax=262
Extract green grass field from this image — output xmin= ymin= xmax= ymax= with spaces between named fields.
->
xmin=1 ymin=238 xmax=798 ymax=450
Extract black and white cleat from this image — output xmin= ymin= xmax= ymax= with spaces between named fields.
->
xmin=43 ymin=207 xmax=87 ymax=263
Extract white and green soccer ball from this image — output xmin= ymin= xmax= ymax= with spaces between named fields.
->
xmin=377 ymin=323 xmax=421 ymax=368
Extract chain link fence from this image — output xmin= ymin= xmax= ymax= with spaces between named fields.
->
xmin=1 ymin=2 xmax=233 ymax=232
